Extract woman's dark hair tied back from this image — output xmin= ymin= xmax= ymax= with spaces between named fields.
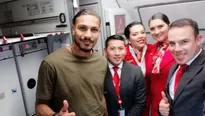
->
xmin=148 ymin=12 xmax=170 ymax=25
xmin=124 ymin=21 xmax=144 ymax=39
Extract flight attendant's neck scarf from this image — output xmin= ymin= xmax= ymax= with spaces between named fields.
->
xmin=152 ymin=42 xmax=169 ymax=74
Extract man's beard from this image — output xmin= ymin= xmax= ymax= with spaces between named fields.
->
xmin=74 ymin=38 xmax=94 ymax=53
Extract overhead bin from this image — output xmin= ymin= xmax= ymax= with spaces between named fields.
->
xmin=138 ymin=0 xmax=205 ymax=32
xmin=6 ymin=0 xmax=66 ymax=22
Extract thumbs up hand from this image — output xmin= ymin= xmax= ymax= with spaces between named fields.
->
xmin=57 ymin=100 xmax=76 ymax=116
xmin=159 ymin=91 xmax=170 ymax=116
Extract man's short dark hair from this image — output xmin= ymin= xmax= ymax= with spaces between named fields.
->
xmin=72 ymin=9 xmax=101 ymax=25
xmin=105 ymin=35 xmax=125 ymax=48
xmin=169 ymin=18 xmax=199 ymax=37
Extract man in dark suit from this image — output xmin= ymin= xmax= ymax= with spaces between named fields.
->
xmin=159 ymin=18 xmax=205 ymax=116
xmin=104 ymin=34 xmax=146 ymax=116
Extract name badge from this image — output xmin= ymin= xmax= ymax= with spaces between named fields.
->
xmin=118 ymin=108 xmax=125 ymax=116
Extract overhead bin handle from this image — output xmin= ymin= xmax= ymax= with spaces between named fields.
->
xmin=20 ymin=34 xmax=24 ymax=41
xmin=2 ymin=36 xmax=7 ymax=44
xmin=56 ymin=24 xmax=67 ymax=28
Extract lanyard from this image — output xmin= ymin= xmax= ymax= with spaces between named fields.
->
xmin=112 ymin=72 xmax=122 ymax=106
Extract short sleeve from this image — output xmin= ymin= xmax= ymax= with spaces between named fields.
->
xmin=36 ymin=61 xmax=56 ymax=100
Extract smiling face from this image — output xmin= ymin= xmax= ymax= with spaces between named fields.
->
xmin=149 ymin=19 xmax=169 ymax=42
xmin=128 ymin=24 xmax=146 ymax=49
xmin=168 ymin=26 xmax=201 ymax=65
xmin=72 ymin=15 xmax=100 ymax=52
xmin=104 ymin=39 xmax=126 ymax=66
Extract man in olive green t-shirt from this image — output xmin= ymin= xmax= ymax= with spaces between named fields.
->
xmin=35 ymin=9 xmax=107 ymax=116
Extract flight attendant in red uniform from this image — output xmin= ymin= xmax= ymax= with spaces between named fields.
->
xmin=147 ymin=13 xmax=175 ymax=116
xmin=123 ymin=21 xmax=153 ymax=116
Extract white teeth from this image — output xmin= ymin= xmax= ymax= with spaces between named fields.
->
xmin=138 ymin=40 xmax=144 ymax=42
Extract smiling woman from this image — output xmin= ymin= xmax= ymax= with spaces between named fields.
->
xmin=124 ymin=21 xmax=153 ymax=76
xmin=123 ymin=21 xmax=153 ymax=116
xmin=147 ymin=12 xmax=176 ymax=116
xmin=148 ymin=13 xmax=170 ymax=43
